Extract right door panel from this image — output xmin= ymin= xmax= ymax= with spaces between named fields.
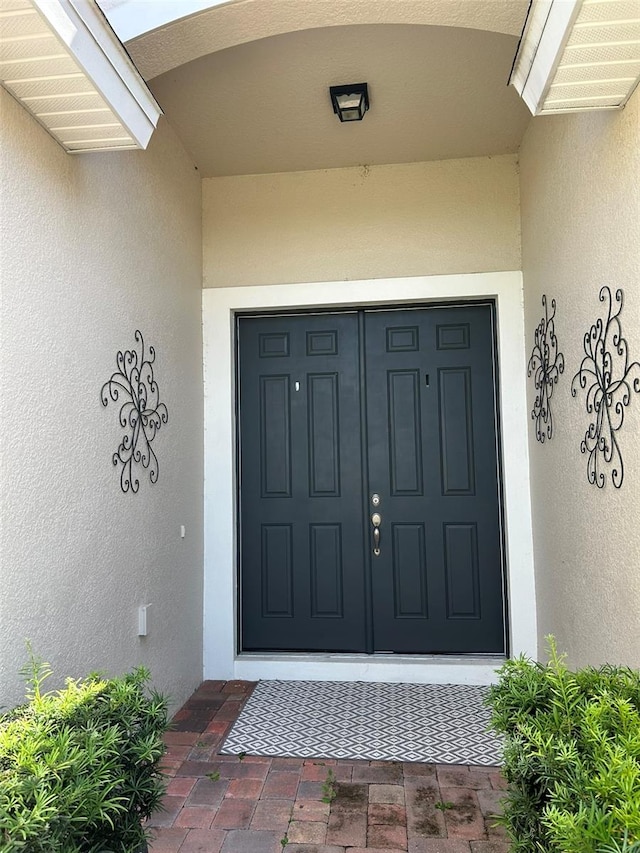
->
xmin=364 ymin=305 xmax=505 ymax=653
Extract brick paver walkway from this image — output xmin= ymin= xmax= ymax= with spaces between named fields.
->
xmin=148 ymin=680 xmax=509 ymax=853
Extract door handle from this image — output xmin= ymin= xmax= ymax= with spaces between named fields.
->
xmin=371 ymin=512 xmax=381 ymax=557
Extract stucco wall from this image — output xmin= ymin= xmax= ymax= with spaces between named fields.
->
xmin=520 ymin=88 xmax=640 ymax=668
xmin=0 ymin=89 xmax=204 ymax=711
xmin=203 ymin=155 xmax=521 ymax=287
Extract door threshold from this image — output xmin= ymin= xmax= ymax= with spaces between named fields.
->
xmin=233 ymin=652 xmax=506 ymax=686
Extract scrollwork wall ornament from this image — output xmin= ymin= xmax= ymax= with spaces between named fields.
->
xmin=528 ymin=294 xmax=565 ymax=443
xmin=101 ymin=330 xmax=169 ymax=493
xmin=571 ymin=287 xmax=640 ymax=489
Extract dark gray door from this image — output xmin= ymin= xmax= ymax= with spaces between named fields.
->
xmin=237 ymin=305 xmax=505 ymax=655
xmin=238 ymin=313 xmax=367 ymax=652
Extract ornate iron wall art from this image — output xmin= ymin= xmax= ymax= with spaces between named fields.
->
xmin=528 ymin=294 xmax=565 ymax=443
xmin=101 ymin=330 xmax=169 ymax=493
xmin=571 ymin=287 xmax=640 ymax=489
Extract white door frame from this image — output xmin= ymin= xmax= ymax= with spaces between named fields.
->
xmin=203 ymin=272 xmax=536 ymax=685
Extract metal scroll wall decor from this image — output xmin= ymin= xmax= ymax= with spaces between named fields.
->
xmin=101 ymin=330 xmax=169 ymax=493
xmin=528 ymin=294 xmax=565 ymax=443
xmin=571 ymin=286 xmax=640 ymax=489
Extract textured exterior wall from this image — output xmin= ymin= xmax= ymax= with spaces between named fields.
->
xmin=203 ymin=155 xmax=521 ymax=287
xmin=0 ymin=89 xmax=203 ymax=711
xmin=520 ymin=88 xmax=640 ymax=668
xmin=127 ymin=0 xmax=528 ymax=78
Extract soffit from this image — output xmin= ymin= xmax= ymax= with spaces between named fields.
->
xmin=522 ymin=0 xmax=640 ymax=114
xmin=149 ymin=23 xmax=531 ymax=178
xmin=561 ymin=0 xmax=640 ymax=110
xmin=0 ymin=0 xmax=160 ymax=152
xmin=111 ymin=0 xmax=530 ymax=81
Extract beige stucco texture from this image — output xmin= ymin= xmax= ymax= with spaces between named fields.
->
xmin=0 ymin=89 xmax=204 ymax=711
xmin=203 ymin=155 xmax=521 ymax=288
xmin=130 ymin=0 xmax=529 ymax=80
xmin=520 ymin=87 xmax=640 ymax=669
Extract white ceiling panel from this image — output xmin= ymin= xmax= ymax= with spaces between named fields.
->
xmin=43 ymin=107 xmax=114 ymax=125
xmin=0 ymin=33 xmax=61 ymax=60
xmin=564 ymin=40 xmax=640 ymax=61
xmin=578 ymin=0 xmax=640 ymax=23
xmin=547 ymin=78 xmax=634 ymax=100
xmin=0 ymin=53 xmax=79 ymax=80
xmin=2 ymin=0 xmax=33 ymax=9
xmin=568 ymin=19 xmax=640 ymax=45
xmin=0 ymin=7 xmax=44 ymax=37
xmin=64 ymin=135 xmax=134 ymax=149
xmin=9 ymin=73 xmax=93 ymax=97
xmin=21 ymin=90 xmax=107 ymax=112
xmin=554 ymin=59 xmax=640 ymax=82
xmin=54 ymin=122 xmax=127 ymax=140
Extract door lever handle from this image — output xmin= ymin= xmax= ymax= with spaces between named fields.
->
xmin=371 ymin=512 xmax=381 ymax=557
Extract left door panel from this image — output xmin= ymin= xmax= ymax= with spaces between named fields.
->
xmin=238 ymin=314 xmax=367 ymax=652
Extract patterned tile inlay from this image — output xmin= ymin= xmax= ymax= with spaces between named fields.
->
xmin=221 ymin=680 xmax=502 ymax=766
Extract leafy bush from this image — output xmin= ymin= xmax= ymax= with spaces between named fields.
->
xmin=0 ymin=651 xmax=169 ymax=852
xmin=487 ymin=638 xmax=640 ymax=853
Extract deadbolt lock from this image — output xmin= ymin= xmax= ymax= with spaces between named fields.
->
xmin=371 ymin=493 xmax=380 ymax=506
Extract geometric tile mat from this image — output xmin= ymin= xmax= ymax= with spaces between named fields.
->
xmin=220 ymin=680 xmax=503 ymax=766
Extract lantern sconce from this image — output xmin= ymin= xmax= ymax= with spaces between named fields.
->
xmin=329 ymin=83 xmax=370 ymax=122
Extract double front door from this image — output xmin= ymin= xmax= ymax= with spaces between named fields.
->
xmin=237 ymin=304 xmax=505 ymax=655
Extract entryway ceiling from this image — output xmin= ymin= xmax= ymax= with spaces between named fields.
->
xmin=105 ymin=0 xmax=533 ymax=177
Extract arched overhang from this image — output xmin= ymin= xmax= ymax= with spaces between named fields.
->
xmin=104 ymin=0 xmax=528 ymax=80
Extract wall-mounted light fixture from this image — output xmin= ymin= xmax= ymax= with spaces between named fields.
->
xmin=329 ymin=83 xmax=369 ymax=122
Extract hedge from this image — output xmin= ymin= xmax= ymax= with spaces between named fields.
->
xmin=486 ymin=638 xmax=640 ymax=852
xmin=0 ymin=652 xmax=169 ymax=852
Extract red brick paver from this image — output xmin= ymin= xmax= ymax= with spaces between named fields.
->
xmin=147 ymin=680 xmax=507 ymax=852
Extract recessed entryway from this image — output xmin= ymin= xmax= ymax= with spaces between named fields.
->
xmin=202 ymin=272 xmax=537 ymax=685
xmin=237 ymin=304 xmax=505 ymax=656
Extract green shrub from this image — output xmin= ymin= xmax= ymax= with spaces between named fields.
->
xmin=487 ymin=638 xmax=640 ymax=853
xmin=0 ymin=651 xmax=169 ymax=852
